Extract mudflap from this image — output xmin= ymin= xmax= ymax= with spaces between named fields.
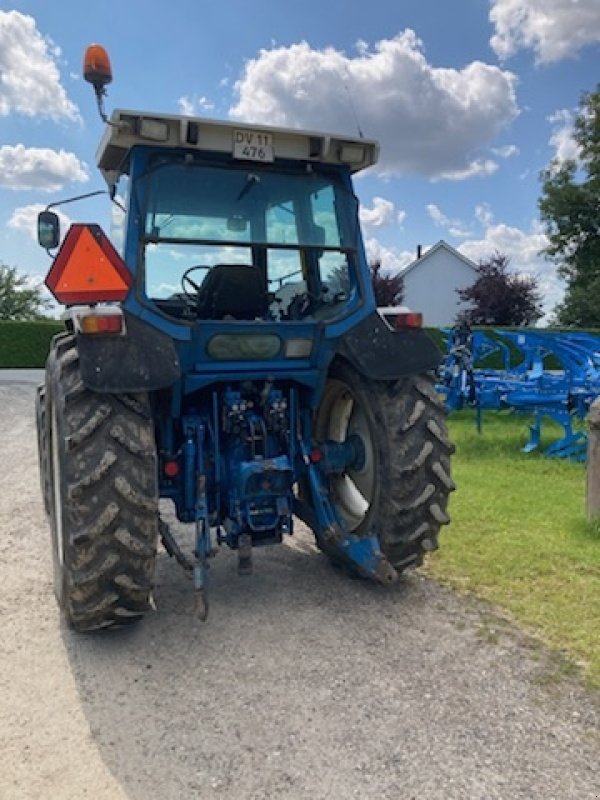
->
xmin=335 ymin=311 xmax=441 ymax=380
xmin=77 ymin=312 xmax=181 ymax=392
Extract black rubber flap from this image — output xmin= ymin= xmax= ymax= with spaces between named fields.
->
xmin=78 ymin=312 xmax=181 ymax=392
xmin=336 ymin=312 xmax=441 ymax=380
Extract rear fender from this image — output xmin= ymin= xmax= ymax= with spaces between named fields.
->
xmin=335 ymin=311 xmax=441 ymax=380
xmin=76 ymin=311 xmax=181 ymax=392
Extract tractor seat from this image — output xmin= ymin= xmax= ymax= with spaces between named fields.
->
xmin=195 ymin=264 xmax=267 ymax=320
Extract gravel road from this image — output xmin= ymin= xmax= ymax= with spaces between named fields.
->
xmin=1 ymin=376 xmax=598 ymax=800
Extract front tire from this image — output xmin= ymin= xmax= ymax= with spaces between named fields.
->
xmin=45 ymin=335 xmax=159 ymax=631
xmin=313 ymin=361 xmax=455 ymax=573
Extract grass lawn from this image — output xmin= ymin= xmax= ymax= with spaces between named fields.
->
xmin=426 ymin=410 xmax=600 ymax=687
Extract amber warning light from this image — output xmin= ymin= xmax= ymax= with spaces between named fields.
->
xmin=45 ymin=224 xmax=132 ymax=304
xmin=83 ymin=44 xmax=112 ymax=91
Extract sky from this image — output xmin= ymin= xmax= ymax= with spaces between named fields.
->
xmin=1 ymin=0 xmax=599 ymax=321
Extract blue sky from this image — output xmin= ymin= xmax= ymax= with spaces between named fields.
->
xmin=1 ymin=0 xmax=599 ymax=319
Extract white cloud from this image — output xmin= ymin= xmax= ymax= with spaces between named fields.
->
xmin=359 ymin=196 xmax=396 ymax=229
xmin=426 ymin=203 xmax=472 ymax=238
xmin=427 ymin=204 xmax=447 ymax=227
xmin=458 ymin=220 xmax=562 ymax=320
xmin=0 ymin=145 xmax=88 ymax=191
xmin=230 ymin=31 xmax=518 ymax=179
xmin=178 ymin=96 xmax=194 ymax=116
xmin=490 ymin=0 xmax=600 ymax=63
xmin=448 ymin=224 xmax=473 ymax=239
xmin=0 ymin=10 xmax=79 ymax=121
xmin=364 ymin=236 xmax=414 ymax=272
xmin=475 ymin=203 xmax=494 ymax=227
xmin=8 ymin=203 xmax=72 ymax=241
xmin=178 ymin=95 xmax=215 ymax=115
xmin=432 ymin=159 xmax=499 ymax=182
xmin=547 ymin=109 xmax=581 ymax=165
xmin=110 ymin=196 xmax=127 ymax=254
xmin=459 ymin=221 xmax=548 ymax=266
xmin=155 ymin=282 xmax=181 ymax=296
xmin=491 ymin=144 xmax=519 ymax=158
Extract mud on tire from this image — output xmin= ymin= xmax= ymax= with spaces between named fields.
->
xmin=44 ymin=334 xmax=159 ymax=631
xmin=314 ymin=361 xmax=455 ymax=574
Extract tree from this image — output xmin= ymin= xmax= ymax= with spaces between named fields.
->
xmin=539 ymin=85 xmax=600 ymax=326
xmin=456 ymin=252 xmax=542 ymax=326
xmin=370 ymin=259 xmax=404 ymax=306
xmin=0 ymin=264 xmax=51 ymax=320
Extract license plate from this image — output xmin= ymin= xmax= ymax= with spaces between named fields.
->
xmin=233 ymin=129 xmax=274 ymax=162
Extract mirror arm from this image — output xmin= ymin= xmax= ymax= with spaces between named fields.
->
xmin=46 ymin=189 xmax=108 ymax=212
xmin=39 ymin=190 xmax=111 ymax=257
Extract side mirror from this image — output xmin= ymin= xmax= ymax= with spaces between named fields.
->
xmin=37 ymin=210 xmax=60 ymax=250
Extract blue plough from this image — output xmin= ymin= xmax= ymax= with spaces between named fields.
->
xmin=437 ymin=325 xmax=600 ymax=461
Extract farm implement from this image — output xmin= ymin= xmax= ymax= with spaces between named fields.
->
xmin=438 ymin=325 xmax=600 ymax=460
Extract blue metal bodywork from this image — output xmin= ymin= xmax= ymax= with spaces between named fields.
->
xmin=107 ymin=144 xmax=399 ymax=588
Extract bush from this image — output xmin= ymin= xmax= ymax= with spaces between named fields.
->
xmin=0 ymin=320 xmax=64 ymax=368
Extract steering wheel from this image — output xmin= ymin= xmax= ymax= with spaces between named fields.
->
xmin=181 ymin=265 xmax=211 ymax=299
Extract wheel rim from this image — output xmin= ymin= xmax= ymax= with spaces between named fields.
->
xmin=50 ymin=403 xmax=65 ymax=568
xmin=317 ymin=379 xmax=376 ymax=531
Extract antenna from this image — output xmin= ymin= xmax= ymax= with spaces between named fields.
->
xmin=343 ymin=68 xmax=364 ymax=139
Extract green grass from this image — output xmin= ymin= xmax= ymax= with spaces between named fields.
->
xmin=426 ymin=410 xmax=600 ymax=687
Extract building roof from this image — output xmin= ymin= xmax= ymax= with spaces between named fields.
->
xmin=400 ymin=240 xmax=478 ymax=279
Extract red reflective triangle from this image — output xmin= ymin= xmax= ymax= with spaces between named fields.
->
xmin=45 ymin=224 xmax=132 ymax=304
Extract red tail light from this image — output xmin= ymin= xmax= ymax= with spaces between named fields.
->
xmin=78 ymin=312 xmax=124 ymax=334
xmin=394 ymin=312 xmax=423 ymax=329
xmin=164 ymin=460 xmax=180 ymax=478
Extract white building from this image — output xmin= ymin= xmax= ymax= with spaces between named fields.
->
xmin=400 ymin=240 xmax=478 ymax=327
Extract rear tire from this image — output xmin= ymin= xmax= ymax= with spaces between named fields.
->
xmin=45 ymin=334 xmax=159 ymax=631
xmin=36 ymin=384 xmax=52 ymax=517
xmin=313 ymin=361 xmax=454 ymax=573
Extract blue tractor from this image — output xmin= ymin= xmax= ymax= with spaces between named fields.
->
xmin=35 ymin=45 xmax=454 ymax=630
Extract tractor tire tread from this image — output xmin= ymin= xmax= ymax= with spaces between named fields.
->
xmin=377 ymin=372 xmax=454 ymax=569
xmin=315 ymin=363 xmax=454 ymax=575
xmin=36 ymin=385 xmax=52 ymax=517
xmin=46 ymin=334 xmax=158 ymax=632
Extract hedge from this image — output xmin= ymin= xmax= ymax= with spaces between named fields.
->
xmin=0 ymin=320 xmax=64 ymax=368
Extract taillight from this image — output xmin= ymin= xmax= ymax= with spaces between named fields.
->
xmin=71 ymin=306 xmax=125 ymax=335
xmin=78 ymin=313 xmax=124 ymax=334
xmin=394 ymin=312 xmax=423 ymax=329
xmin=164 ymin=460 xmax=179 ymax=477
xmin=309 ymin=447 xmax=323 ymax=463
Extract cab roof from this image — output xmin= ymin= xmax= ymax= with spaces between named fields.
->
xmin=96 ymin=109 xmax=379 ymax=190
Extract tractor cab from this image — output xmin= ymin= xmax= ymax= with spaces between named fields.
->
xmin=98 ymin=110 xmax=379 ymax=329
